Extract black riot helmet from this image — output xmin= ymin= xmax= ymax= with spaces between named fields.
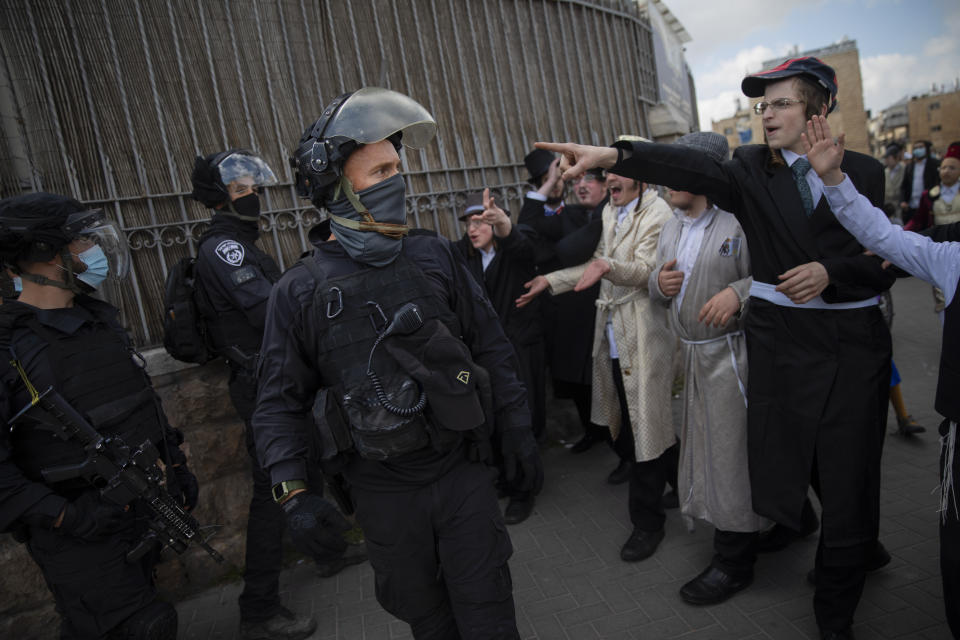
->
xmin=191 ymin=149 xmax=278 ymax=216
xmin=290 ymin=87 xmax=437 ymax=207
xmin=0 ymin=192 xmax=129 ymax=291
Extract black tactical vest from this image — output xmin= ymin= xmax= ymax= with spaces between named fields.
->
xmin=301 ymin=251 xmax=467 ymax=460
xmin=3 ymin=300 xmax=163 ymax=491
xmin=937 ymin=278 xmax=960 ymax=422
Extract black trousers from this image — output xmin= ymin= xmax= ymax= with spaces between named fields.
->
xmin=940 ymin=419 xmax=960 ymax=638
xmin=26 ymin=514 xmax=157 ymax=639
xmin=712 ymin=530 xmax=759 ymax=577
xmin=230 ymin=372 xmax=287 ymax=623
xmin=610 ymin=359 xmax=679 ymax=532
xmin=514 ymin=339 xmax=546 ymax=440
xmin=352 ymin=461 xmax=519 ymax=640
xmin=808 ymin=454 xmax=869 ymax=632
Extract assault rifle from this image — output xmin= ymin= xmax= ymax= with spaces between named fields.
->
xmin=9 ymin=386 xmax=224 ymax=563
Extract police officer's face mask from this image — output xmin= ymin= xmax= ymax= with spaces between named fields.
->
xmin=228 ymin=193 xmax=261 ymax=221
xmin=327 ymin=173 xmax=408 ymax=267
xmin=74 ymin=244 xmax=110 ymax=289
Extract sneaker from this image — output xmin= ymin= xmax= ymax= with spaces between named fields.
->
xmin=239 ymin=606 xmax=316 ymax=640
xmin=315 ymin=542 xmax=368 ymax=578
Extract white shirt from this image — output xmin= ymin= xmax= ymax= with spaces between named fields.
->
xmin=782 ymin=149 xmax=824 ymax=210
xmin=526 ymin=190 xmax=563 ymax=216
xmin=479 ymin=246 xmax=496 ymax=272
xmin=824 ymin=176 xmax=960 ymax=307
xmin=674 ymin=205 xmax=719 ymax=311
xmin=941 ymin=182 xmax=958 ymax=206
xmin=910 ymin=159 xmax=927 ymax=208
xmin=607 ymin=196 xmax=641 ymax=358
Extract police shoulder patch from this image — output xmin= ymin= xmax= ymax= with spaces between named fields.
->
xmin=215 ymin=240 xmax=245 ymax=266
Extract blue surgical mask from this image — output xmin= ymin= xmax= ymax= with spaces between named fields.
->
xmin=12 ymin=276 xmax=22 ymax=293
xmin=913 ymin=147 xmax=926 ymax=159
xmin=74 ymin=245 xmax=110 ymax=288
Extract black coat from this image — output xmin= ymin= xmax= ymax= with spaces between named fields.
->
xmin=612 ymin=142 xmax=893 ymax=550
xmin=453 ymin=226 xmax=542 ymax=347
xmin=518 ymin=196 xmax=605 ymax=386
xmin=901 ymin=157 xmax=941 ymax=205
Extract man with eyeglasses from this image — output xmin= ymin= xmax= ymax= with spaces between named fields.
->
xmin=535 ymin=57 xmax=893 ymax=640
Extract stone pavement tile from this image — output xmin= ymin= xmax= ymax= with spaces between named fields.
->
xmin=360 ymin=622 xmax=392 ymax=639
xmin=772 ymin=594 xmax=817 ymax=622
xmin=561 ymin=575 xmax=605 ymax=607
xmin=711 ymin=603 xmax=765 ymax=637
xmin=631 ymin=585 xmax=676 ymax=622
xmin=312 ymin=606 xmax=337 ymax=638
xmin=590 ymin=609 xmax=653 ymax=636
xmin=747 ymin=608 xmax=812 ymax=639
xmin=555 ymin=601 xmax=613 ymax=627
xmin=179 ymin=620 xmax=215 ymax=640
xmin=521 ymin=593 xmax=579 ymax=619
xmin=388 ymin=619 xmax=412 ymax=638
xmin=594 ymin=580 xmax=640 ymax=614
xmin=862 ymin=608 xmax=941 ymax=638
xmin=563 ymin=621 xmax=603 ymax=639
xmin=555 ymin=527 xmax=603 ymax=563
xmin=916 ymin=624 xmax=955 ymax=639
xmin=628 ymin=614 xmax=691 ymax=638
xmin=336 ymin=592 xmax=384 ymax=619
xmin=334 ymin=614 xmax=363 ymax=639
xmin=527 ymin=612 xmax=567 ymax=638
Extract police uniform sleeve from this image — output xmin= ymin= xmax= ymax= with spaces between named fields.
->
xmin=251 ymin=270 xmax=319 ymax=485
xmin=199 ymin=239 xmax=276 ymax=331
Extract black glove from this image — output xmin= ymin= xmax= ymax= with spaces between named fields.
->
xmin=501 ymin=427 xmax=544 ymax=495
xmin=59 ymin=491 xmax=129 ymax=541
xmin=281 ymin=492 xmax=350 ymax=558
xmin=172 ymin=464 xmax=199 ymax=511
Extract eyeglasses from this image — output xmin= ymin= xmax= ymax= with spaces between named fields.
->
xmin=753 ymin=98 xmax=805 ymax=115
xmin=464 ymin=218 xmax=488 ymax=229
xmin=574 ymin=174 xmax=602 ymax=184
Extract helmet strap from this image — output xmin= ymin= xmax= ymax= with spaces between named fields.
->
xmin=331 ymin=176 xmax=409 ymax=239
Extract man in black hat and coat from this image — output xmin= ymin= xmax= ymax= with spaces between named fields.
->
xmin=453 ymin=190 xmax=543 ymax=524
xmin=535 ymin=56 xmax=894 ymax=640
xmin=519 ymin=149 xmax=609 ymax=455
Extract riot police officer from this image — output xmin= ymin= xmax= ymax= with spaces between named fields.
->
xmin=0 ymin=193 xmax=196 ymax=639
xmin=253 ymin=87 xmax=543 ymax=639
xmin=191 ymin=150 xmax=356 ymax=640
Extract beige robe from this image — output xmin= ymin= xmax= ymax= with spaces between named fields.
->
xmin=545 ymin=189 xmax=675 ymax=462
xmin=649 ymin=207 xmax=766 ymax=532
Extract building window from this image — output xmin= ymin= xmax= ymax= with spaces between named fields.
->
xmin=930 ymin=102 xmax=940 ymax=110
xmin=724 ymin=127 xmax=733 ymax=135
xmin=931 ymin=125 xmax=942 ymax=132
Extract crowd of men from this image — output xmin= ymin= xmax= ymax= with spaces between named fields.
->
xmin=0 ymin=55 xmax=956 ymax=640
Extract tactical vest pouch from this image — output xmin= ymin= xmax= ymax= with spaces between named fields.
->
xmin=339 ymin=376 xmax=432 ymax=461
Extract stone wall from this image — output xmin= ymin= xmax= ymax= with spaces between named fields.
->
xmin=0 ymin=351 xmax=253 ymax=639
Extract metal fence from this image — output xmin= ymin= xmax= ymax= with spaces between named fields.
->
xmin=0 ymin=0 xmax=658 ymax=346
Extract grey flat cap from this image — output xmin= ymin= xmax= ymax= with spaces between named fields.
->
xmin=675 ymin=131 xmax=729 ymax=163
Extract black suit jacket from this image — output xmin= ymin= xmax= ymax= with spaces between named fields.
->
xmin=612 ymin=141 xmax=894 ymax=302
xmin=901 ymin=157 xmax=941 ymax=205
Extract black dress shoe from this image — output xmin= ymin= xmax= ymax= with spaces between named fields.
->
xmin=620 ymin=528 xmax=664 ymax=562
xmin=570 ymin=432 xmax=604 ymax=454
xmin=820 ymin=627 xmax=854 ymax=640
xmin=503 ymin=497 xmax=534 ymax=524
xmin=679 ymin=565 xmax=753 ymax=605
xmin=661 ymin=489 xmax=679 ymax=509
xmin=607 ymin=459 xmax=633 ymax=485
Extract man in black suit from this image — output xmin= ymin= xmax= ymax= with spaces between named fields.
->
xmin=519 ymin=150 xmax=609 ymax=456
xmin=900 ymin=140 xmax=940 ymax=224
xmin=536 ymin=57 xmax=894 ymax=640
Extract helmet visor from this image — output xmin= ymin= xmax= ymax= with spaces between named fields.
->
xmin=73 ymin=215 xmax=130 ymax=281
xmin=325 ymin=87 xmax=437 ymax=149
xmin=217 ymin=153 xmax=279 ymax=191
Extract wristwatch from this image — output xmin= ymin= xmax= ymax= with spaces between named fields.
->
xmin=271 ymin=479 xmax=307 ymax=504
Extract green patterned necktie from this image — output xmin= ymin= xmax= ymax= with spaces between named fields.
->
xmin=792 ymin=157 xmax=814 ymax=216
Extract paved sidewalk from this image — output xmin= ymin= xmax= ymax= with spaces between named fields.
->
xmin=177 ymin=277 xmax=951 ymax=639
